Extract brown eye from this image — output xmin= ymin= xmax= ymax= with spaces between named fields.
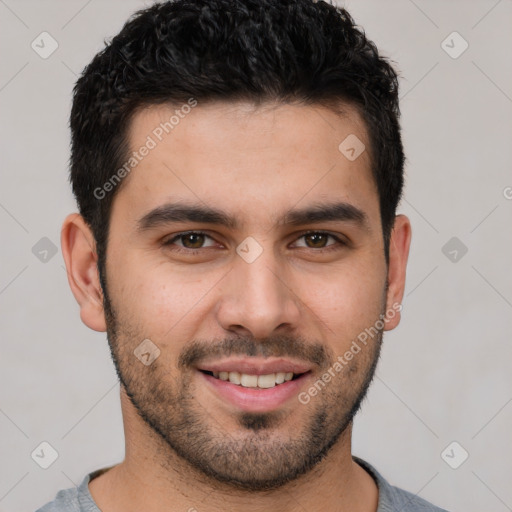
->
xmin=293 ymin=231 xmax=343 ymax=251
xmin=163 ymin=231 xmax=217 ymax=252
xmin=180 ymin=233 xmax=206 ymax=249
xmin=304 ymin=233 xmax=330 ymax=248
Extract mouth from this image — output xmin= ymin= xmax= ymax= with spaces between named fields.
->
xmin=199 ymin=369 xmax=306 ymax=389
xmin=196 ymin=359 xmax=313 ymax=412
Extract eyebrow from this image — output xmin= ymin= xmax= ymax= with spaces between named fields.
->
xmin=136 ymin=200 xmax=370 ymax=232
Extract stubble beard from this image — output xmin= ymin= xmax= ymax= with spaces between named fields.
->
xmin=102 ymin=285 xmax=384 ymax=492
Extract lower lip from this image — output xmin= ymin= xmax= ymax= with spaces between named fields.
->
xmin=199 ymin=371 xmax=310 ymax=413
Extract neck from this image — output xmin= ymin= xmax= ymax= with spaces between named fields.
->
xmin=89 ymin=389 xmax=378 ymax=512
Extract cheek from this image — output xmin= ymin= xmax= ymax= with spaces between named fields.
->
xmin=113 ymin=256 xmax=221 ymax=339
xmin=109 ymin=238 xmax=386 ymax=347
xmin=297 ymin=263 xmax=385 ymax=345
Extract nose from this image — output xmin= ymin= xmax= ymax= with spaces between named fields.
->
xmin=215 ymin=246 xmax=302 ymax=340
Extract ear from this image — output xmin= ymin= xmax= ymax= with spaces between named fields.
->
xmin=61 ymin=213 xmax=107 ymax=332
xmin=383 ymin=214 xmax=411 ymax=331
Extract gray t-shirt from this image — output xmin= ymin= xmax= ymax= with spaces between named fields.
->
xmin=34 ymin=456 xmax=449 ymax=511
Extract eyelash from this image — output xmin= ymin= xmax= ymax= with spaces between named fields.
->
xmin=162 ymin=230 xmax=346 ymax=255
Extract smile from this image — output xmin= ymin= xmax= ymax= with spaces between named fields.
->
xmin=200 ymin=370 xmax=304 ymax=389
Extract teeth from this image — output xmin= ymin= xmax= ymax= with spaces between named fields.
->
xmin=228 ymin=371 xmax=241 ymax=385
xmin=208 ymin=370 xmax=300 ymax=388
xmin=240 ymin=374 xmax=258 ymax=387
xmin=257 ymin=374 xmax=277 ymax=388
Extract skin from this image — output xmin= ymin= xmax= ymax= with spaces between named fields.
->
xmin=61 ymin=100 xmax=411 ymax=512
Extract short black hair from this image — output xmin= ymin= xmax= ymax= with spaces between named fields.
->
xmin=70 ymin=0 xmax=404 ymax=289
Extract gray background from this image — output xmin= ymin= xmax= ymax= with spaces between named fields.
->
xmin=1 ymin=1 xmax=511 ymax=511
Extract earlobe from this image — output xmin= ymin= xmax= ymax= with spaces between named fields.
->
xmin=61 ymin=213 xmax=107 ymax=332
xmin=384 ymin=214 xmax=412 ymax=331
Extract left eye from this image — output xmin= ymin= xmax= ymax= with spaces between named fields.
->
xmin=292 ymin=232 xmax=340 ymax=249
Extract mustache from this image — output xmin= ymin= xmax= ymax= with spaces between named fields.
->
xmin=178 ymin=333 xmax=333 ymax=370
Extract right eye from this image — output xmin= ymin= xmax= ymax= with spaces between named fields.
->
xmin=162 ymin=231 xmax=219 ymax=253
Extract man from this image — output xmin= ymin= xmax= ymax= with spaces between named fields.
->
xmin=35 ymin=0 xmax=449 ymax=510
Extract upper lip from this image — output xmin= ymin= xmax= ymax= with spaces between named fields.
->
xmin=196 ymin=357 xmax=313 ymax=376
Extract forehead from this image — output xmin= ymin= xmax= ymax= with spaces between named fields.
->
xmin=112 ymin=100 xmax=379 ymax=230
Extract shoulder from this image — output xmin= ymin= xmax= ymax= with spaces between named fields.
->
xmin=34 ymin=468 xmax=108 ymax=512
xmin=34 ymin=485 xmax=82 ymax=512
xmin=353 ymin=456 xmax=450 ymax=512
xmin=383 ymin=484 xmax=450 ymax=512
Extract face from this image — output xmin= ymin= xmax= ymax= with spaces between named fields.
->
xmin=99 ymin=100 xmax=393 ymax=490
